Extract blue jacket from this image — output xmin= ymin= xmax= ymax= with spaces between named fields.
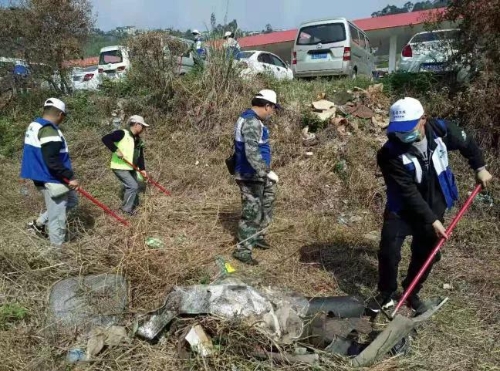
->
xmin=20 ymin=118 xmax=73 ymax=184
xmin=234 ymin=109 xmax=271 ymax=178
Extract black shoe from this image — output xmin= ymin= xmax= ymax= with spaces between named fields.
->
xmin=254 ymin=239 xmax=271 ymax=250
xmin=27 ymin=220 xmax=48 ymax=238
xmin=367 ymin=292 xmax=396 ymax=313
xmin=407 ymin=294 xmax=430 ymax=315
xmin=232 ymin=250 xmax=259 ymax=266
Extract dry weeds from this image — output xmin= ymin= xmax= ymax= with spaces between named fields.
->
xmin=0 ymin=71 xmax=499 ymax=371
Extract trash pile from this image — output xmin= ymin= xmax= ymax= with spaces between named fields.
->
xmin=302 ymin=84 xmax=391 ymax=148
xmin=49 ymin=272 xmax=447 ymax=367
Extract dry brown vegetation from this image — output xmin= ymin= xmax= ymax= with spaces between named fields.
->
xmin=0 ymin=13 xmax=500 ymax=367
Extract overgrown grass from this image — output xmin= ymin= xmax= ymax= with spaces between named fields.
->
xmin=0 ymin=56 xmax=498 ymax=371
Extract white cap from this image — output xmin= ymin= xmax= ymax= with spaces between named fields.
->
xmin=224 ymin=31 xmax=232 ymax=38
xmin=192 ymin=29 xmax=200 ymax=35
xmin=387 ymin=97 xmax=425 ymax=133
xmin=44 ymin=98 xmax=66 ymax=114
xmin=255 ymin=89 xmax=280 ymax=108
xmin=128 ymin=115 xmax=149 ymax=127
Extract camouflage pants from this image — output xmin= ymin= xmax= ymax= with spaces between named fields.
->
xmin=236 ymin=179 xmax=277 ymax=252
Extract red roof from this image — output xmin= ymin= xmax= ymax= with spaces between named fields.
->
xmin=239 ymin=30 xmax=297 ymax=48
xmin=354 ymin=8 xmax=445 ymax=31
xmin=238 ymin=8 xmax=446 ymax=48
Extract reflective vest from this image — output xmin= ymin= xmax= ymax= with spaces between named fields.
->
xmin=110 ymin=129 xmax=134 ymax=170
xmin=386 ymin=120 xmax=459 ymax=213
xmin=234 ymin=109 xmax=271 ymax=176
xmin=20 ymin=118 xmax=72 ymax=184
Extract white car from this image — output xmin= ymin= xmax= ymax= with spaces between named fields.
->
xmin=72 ymin=66 xmax=99 ymax=90
xmin=237 ymin=50 xmax=293 ymax=80
xmin=398 ymin=29 xmax=459 ymax=73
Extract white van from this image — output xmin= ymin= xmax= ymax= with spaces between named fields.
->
xmin=98 ymin=45 xmax=131 ymax=79
xmin=162 ymin=36 xmax=195 ymax=75
xmin=292 ymin=18 xmax=374 ymax=79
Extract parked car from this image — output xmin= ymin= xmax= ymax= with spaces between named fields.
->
xmin=292 ymin=17 xmax=375 ymax=79
xmin=72 ymin=65 xmax=99 ymax=91
xmin=162 ymin=36 xmax=195 ymax=75
xmin=398 ymin=29 xmax=459 ymax=73
xmin=237 ymin=50 xmax=293 ymax=80
xmin=98 ymin=45 xmax=131 ymax=80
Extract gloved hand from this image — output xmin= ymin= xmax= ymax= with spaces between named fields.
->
xmin=476 ymin=169 xmax=493 ymax=188
xmin=267 ymin=171 xmax=279 ymax=183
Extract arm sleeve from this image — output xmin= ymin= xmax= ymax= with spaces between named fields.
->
xmin=41 ymin=142 xmax=74 ymax=180
xmin=378 ymin=150 xmax=437 ymax=224
xmin=102 ymin=130 xmax=125 ymax=152
xmin=137 ymin=147 xmax=145 ymax=171
xmin=242 ymin=118 xmax=270 ymax=178
xmin=442 ymin=121 xmax=486 ymax=171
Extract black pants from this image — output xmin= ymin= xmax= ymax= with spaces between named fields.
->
xmin=378 ymin=212 xmax=444 ymax=295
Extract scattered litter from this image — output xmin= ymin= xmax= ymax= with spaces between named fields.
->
xmin=349 ymin=215 xmax=363 ymax=223
xmin=475 ymin=193 xmax=494 ymax=207
xmin=305 ymin=152 xmax=314 ymax=157
xmin=443 ymin=283 xmax=453 ymax=290
xmin=195 ymin=160 xmax=200 ymax=166
xmin=215 ymin=256 xmax=236 ymax=276
xmin=312 ymin=99 xmax=335 ymax=111
xmin=66 ymin=348 xmax=86 ymax=363
xmin=146 ymin=237 xmax=164 ymax=249
xmin=184 ymin=325 xmax=214 ymax=357
xmin=331 ymin=117 xmax=348 ymax=126
xmin=345 ymin=103 xmax=375 ymax=119
xmin=86 ymin=326 xmax=131 ymax=358
xmin=337 ymin=217 xmax=348 ymax=225
xmin=47 ymin=274 xmax=128 ymax=334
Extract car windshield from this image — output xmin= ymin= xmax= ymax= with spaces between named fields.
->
xmin=237 ymin=51 xmax=255 ymax=59
xmin=99 ymin=50 xmax=123 ymax=65
xmin=412 ymin=30 xmax=459 ymax=43
xmin=297 ymin=23 xmax=346 ymax=45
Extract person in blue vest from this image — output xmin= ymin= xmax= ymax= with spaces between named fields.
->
xmin=20 ymin=98 xmax=79 ymax=247
xmin=232 ymin=90 xmax=280 ymax=265
xmin=368 ymin=97 xmax=492 ymax=314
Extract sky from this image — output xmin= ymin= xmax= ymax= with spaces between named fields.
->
xmin=90 ymin=0 xmax=411 ymax=32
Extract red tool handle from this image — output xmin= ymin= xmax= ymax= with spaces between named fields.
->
xmin=121 ymin=158 xmax=171 ymax=196
xmin=391 ymin=184 xmax=483 ymax=317
xmin=63 ymin=179 xmax=130 ymax=227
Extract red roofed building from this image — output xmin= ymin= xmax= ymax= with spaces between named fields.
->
xmin=237 ymin=8 xmax=452 ymax=72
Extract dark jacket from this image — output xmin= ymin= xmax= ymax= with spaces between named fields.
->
xmin=377 ymin=118 xmax=485 ymax=224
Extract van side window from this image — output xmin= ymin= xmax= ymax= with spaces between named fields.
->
xmin=349 ymin=25 xmax=362 ymax=46
xmin=358 ymin=31 xmax=366 ymax=48
xmin=364 ymin=36 xmax=371 ymax=52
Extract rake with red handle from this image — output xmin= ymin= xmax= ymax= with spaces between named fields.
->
xmin=63 ymin=178 xmax=130 ymax=227
xmin=120 ymin=158 xmax=171 ymax=196
xmin=391 ymin=184 xmax=483 ymax=317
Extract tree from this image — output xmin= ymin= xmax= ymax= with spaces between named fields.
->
xmin=263 ymin=23 xmax=273 ymax=34
xmin=372 ymin=0 xmax=449 ymax=17
xmin=0 ymin=0 xmax=94 ymax=93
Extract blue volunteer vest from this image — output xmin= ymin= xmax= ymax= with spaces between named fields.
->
xmin=20 ymin=118 xmax=73 ymax=184
xmin=234 ymin=109 xmax=271 ymax=176
xmin=386 ymin=119 xmax=458 ymax=213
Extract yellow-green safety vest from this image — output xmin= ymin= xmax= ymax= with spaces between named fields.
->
xmin=110 ymin=129 xmax=135 ymax=170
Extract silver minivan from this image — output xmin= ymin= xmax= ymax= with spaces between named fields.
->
xmin=292 ymin=18 xmax=374 ymax=79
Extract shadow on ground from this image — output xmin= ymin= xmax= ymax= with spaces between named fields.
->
xmin=217 ymin=211 xmax=240 ymax=239
xmin=300 ymin=240 xmax=379 ymax=298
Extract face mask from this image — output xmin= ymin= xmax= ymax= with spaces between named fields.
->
xmin=392 ymin=128 xmax=421 ymax=144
